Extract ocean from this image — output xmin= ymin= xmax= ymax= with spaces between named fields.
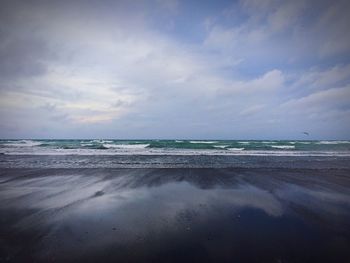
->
xmin=0 ymin=139 xmax=349 ymax=262
xmin=1 ymin=139 xmax=350 ymax=156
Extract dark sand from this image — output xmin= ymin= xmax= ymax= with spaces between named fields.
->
xmin=0 ymin=166 xmax=350 ymax=262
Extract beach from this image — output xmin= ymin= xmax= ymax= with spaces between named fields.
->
xmin=1 ymin=152 xmax=350 ymax=262
xmin=2 ymin=0 xmax=350 ymax=261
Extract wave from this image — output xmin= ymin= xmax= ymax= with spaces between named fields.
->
xmin=103 ymin=143 xmax=150 ymax=149
xmin=2 ymin=140 xmax=43 ymax=147
xmin=189 ymin=141 xmax=218 ymax=144
xmin=214 ymin=145 xmax=229 ymax=149
xmin=227 ymin=148 xmax=245 ymax=151
xmin=3 ymin=148 xmax=349 ymax=157
xmin=317 ymin=141 xmax=350 ymax=145
xmin=1 ymin=140 xmax=350 ymax=155
xmin=148 ymin=141 xmax=218 ymax=150
xmin=80 ymin=143 xmax=94 ymax=146
xmin=271 ymin=145 xmax=295 ymax=149
xmin=91 ymin=139 xmax=113 ymax=143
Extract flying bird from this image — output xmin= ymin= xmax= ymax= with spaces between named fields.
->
xmin=302 ymin=132 xmax=309 ymax=136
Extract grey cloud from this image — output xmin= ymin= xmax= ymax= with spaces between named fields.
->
xmin=50 ymin=113 xmax=69 ymax=122
xmin=111 ymin=100 xmax=128 ymax=108
xmin=39 ymin=103 xmax=57 ymax=112
xmin=0 ymin=1 xmax=55 ymax=81
xmin=0 ymin=32 xmax=51 ymax=81
xmin=0 ymin=0 xmax=349 ymax=139
xmin=205 ymin=0 xmax=350 ymax=67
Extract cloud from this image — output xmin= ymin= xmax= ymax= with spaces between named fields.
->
xmin=239 ymin=104 xmax=266 ymax=116
xmin=219 ymin=69 xmax=284 ymax=96
xmin=286 ymin=64 xmax=350 ymax=100
xmin=282 ymin=85 xmax=350 ymax=112
xmin=315 ymin=0 xmax=350 ymax=56
xmin=204 ymin=0 xmax=350 ymax=67
xmin=156 ymin=0 xmax=179 ymax=13
xmin=0 ymin=0 xmax=349 ymax=139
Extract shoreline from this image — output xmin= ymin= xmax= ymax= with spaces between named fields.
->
xmin=1 ymin=154 xmax=350 ymax=169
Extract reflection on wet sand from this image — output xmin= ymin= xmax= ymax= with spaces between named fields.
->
xmin=0 ymin=168 xmax=350 ymax=262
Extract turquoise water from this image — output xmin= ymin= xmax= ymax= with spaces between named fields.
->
xmin=1 ymin=139 xmax=350 ymax=156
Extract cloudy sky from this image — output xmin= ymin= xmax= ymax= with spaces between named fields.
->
xmin=0 ymin=0 xmax=350 ymax=139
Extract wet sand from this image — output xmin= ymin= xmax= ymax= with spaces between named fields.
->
xmin=0 ymin=167 xmax=350 ymax=262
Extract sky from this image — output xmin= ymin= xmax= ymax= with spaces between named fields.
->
xmin=0 ymin=0 xmax=350 ymax=139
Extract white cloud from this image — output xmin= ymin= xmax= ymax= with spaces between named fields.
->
xmin=288 ymin=64 xmax=350 ymax=100
xmin=239 ymin=104 xmax=266 ymax=116
xmin=220 ymin=69 xmax=284 ymax=95
xmin=282 ymin=85 xmax=350 ymax=112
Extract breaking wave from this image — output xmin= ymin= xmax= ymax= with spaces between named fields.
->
xmin=0 ymin=139 xmax=349 ymax=156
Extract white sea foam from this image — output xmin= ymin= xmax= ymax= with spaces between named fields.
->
xmin=92 ymin=139 xmax=113 ymax=144
xmin=103 ymin=143 xmax=150 ymax=149
xmin=81 ymin=143 xmax=94 ymax=146
xmin=1 ymin=140 xmax=349 ymax=157
xmin=2 ymin=148 xmax=350 ymax=157
xmin=2 ymin=140 xmax=43 ymax=147
xmin=189 ymin=141 xmax=218 ymax=144
xmin=227 ymin=148 xmax=245 ymax=151
xmin=317 ymin=141 xmax=350 ymax=144
xmin=271 ymin=145 xmax=295 ymax=149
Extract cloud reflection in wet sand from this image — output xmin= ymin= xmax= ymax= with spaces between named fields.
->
xmin=0 ymin=168 xmax=349 ymax=262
